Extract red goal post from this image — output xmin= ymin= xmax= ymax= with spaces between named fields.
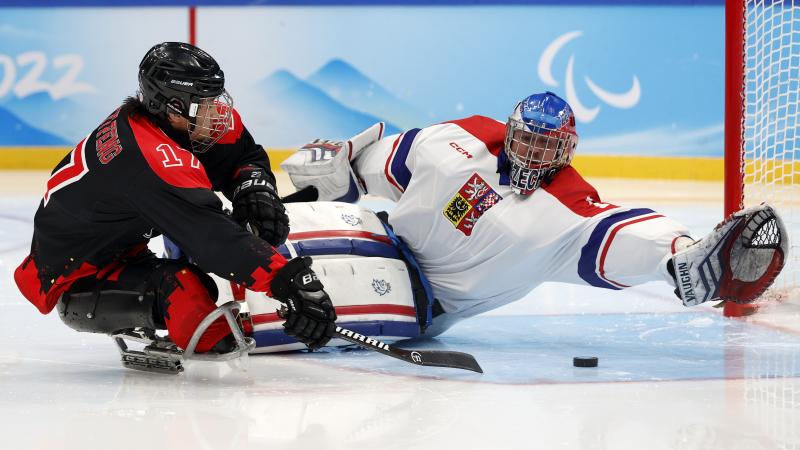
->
xmin=724 ymin=0 xmax=799 ymax=317
xmin=725 ymin=0 xmax=745 ymax=219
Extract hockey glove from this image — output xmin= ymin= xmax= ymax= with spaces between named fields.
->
xmin=280 ymin=122 xmax=384 ymax=203
xmin=270 ymin=257 xmax=337 ymax=349
xmin=230 ymin=166 xmax=290 ymax=247
xmin=670 ymin=203 xmax=787 ymax=306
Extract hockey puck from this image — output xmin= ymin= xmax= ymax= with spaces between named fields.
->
xmin=573 ymin=356 xmax=598 ymax=368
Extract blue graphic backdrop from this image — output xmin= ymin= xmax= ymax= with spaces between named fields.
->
xmin=0 ymin=4 xmax=726 ymax=156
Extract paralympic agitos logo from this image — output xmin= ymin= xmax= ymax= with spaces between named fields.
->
xmin=538 ymin=31 xmax=641 ymax=123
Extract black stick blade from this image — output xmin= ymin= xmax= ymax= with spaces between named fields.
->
xmin=335 ymin=326 xmax=483 ymax=373
xmin=394 ymin=347 xmax=483 ymax=373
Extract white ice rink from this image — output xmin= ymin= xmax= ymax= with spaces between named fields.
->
xmin=1 ymin=174 xmax=799 ymax=450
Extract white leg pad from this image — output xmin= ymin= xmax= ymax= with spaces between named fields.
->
xmin=243 ymin=202 xmax=420 ymax=353
xmin=247 ymin=257 xmax=418 ymax=353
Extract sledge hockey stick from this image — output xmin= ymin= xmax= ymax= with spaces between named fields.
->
xmin=334 ymin=326 xmax=483 ymax=373
xmin=277 ymin=306 xmax=482 ymax=373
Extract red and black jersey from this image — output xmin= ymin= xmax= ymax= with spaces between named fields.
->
xmin=15 ymin=102 xmax=287 ymax=314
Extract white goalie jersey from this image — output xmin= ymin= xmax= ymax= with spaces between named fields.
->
xmin=281 ymin=116 xmax=690 ymax=331
xmin=351 ymin=117 xmax=689 ymax=324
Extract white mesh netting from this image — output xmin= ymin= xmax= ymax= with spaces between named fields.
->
xmin=742 ymin=0 xmax=800 ymax=300
xmin=743 ymin=345 xmax=800 ymax=449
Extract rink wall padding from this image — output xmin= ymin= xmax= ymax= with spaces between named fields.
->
xmin=0 ymin=147 xmax=724 ymax=180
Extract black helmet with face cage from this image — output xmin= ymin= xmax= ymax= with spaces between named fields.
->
xmin=137 ymin=42 xmax=233 ymax=153
xmin=138 ymin=42 xmax=225 ymax=119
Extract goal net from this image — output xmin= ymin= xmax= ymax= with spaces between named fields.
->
xmin=725 ymin=0 xmax=800 ymax=316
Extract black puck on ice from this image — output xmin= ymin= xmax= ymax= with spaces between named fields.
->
xmin=573 ymin=356 xmax=598 ymax=368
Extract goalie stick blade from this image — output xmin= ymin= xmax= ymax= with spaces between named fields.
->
xmin=281 ymin=185 xmax=319 ymax=203
xmin=334 ymin=326 xmax=483 ymax=373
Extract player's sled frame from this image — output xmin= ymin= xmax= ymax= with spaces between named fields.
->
xmin=111 ymin=300 xmax=483 ymax=375
xmin=112 ymin=301 xmax=255 ymax=375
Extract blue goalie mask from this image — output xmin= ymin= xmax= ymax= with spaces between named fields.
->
xmin=504 ymin=91 xmax=578 ymax=195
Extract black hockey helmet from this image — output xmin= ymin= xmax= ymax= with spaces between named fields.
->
xmin=138 ymin=42 xmax=224 ymax=118
xmin=138 ymin=42 xmax=233 ymax=152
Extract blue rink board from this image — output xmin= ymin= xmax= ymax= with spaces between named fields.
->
xmin=272 ymin=312 xmax=800 ymax=384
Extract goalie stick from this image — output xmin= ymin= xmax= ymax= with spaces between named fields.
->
xmin=276 ymin=307 xmax=482 ymax=373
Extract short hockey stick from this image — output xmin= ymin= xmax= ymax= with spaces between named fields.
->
xmin=334 ymin=326 xmax=483 ymax=373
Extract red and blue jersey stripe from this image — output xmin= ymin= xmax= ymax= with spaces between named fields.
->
xmin=384 ymin=128 xmax=421 ymax=192
xmin=578 ymin=208 xmax=664 ymax=289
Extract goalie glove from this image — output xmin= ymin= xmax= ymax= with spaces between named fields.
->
xmin=670 ymin=203 xmax=788 ymax=306
xmin=280 ymin=122 xmax=384 ymax=203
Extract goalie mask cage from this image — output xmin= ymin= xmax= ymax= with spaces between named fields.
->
xmin=725 ymin=0 xmax=800 ymax=317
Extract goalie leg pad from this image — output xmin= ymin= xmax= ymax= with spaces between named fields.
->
xmin=671 ymin=203 xmax=788 ymax=306
xmin=247 ymin=256 xmax=420 ymax=353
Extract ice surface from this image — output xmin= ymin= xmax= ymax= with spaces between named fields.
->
xmin=2 ymin=195 xmax=799 ymax=450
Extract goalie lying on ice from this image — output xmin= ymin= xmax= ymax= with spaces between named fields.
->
xmin=247 ymin=90 xmax=788 ymax=352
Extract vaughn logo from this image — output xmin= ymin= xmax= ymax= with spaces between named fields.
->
xmin=677 ymin=262 xmax=696 ymax=304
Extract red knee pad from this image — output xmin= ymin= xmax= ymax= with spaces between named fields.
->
xmin=163 ymin=268 xmax=231 ymax=353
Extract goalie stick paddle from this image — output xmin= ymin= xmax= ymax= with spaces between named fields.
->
xmin=334 ymin=326 xmax=483 ymax=373
xmin=281 ymin=185 xmax=319 ymax=203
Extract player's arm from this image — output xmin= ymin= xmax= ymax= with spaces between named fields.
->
xmin=130 ymin=170 xmax=284 ymax=291
xmin=214 ymin=111 xmax=289 ymax=247
xmin=127 ymin=172 xmax=335 ymax=348
xmin=350 ymin=127 xmax=424 ymax=202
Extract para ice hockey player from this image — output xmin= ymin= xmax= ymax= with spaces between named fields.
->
xmin=254 ymin=91 xmax=788 ymax=351
xmin=13 ymin=42 xmax=338 ymax=369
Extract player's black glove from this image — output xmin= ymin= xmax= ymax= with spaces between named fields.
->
xmin=270 ymin=257 xmax=337 ymax=349
xmin=230 ymin=166 xmax=290 ymax=247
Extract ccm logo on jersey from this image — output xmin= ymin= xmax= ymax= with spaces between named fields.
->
xmin=448 ymin=142 xmax=473 ymax=159
xmin=443 ymin=173 xmax=503 ymax=236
